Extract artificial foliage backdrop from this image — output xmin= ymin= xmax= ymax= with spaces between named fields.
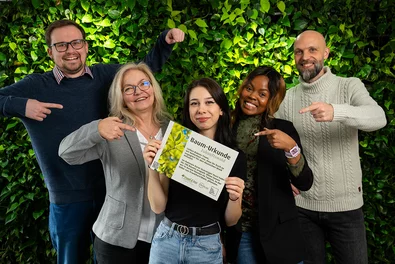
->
xmin=0 ymin=0 xmax=394 ymax=263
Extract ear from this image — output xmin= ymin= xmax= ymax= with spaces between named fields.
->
xmin=47 ymin=48 xmax=53 ymax=59
xmin=324 ymin=47 xmax=330 ymax=59
xmin=220 ymin=109 xmax=223 ymax=116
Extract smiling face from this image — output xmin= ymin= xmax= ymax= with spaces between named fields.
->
xmin=189 ymin=86 xmax=223 ymax=139
xmin=122 ymin=69 xmax=154 ymax=114
xmin=240 ymin=75 xmax=271 ymax=116
xmin=294 ymin=30 xmax=329 ymax=83
xmin=47 ymin=25 xmax=88 ymax=78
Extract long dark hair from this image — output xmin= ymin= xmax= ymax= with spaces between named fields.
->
xmin=232 ymin=66 xmax=286 ymax=129
xmin=182 ymin=78 xmax=237 ymax=148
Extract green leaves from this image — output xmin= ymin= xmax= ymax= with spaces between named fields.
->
xmin=1 ymin=0 xmax=394 ymax=263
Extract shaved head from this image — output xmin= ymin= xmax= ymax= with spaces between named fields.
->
xmin=295 ymin=30 xmax=327 ymax=48
xmin=294 ymin=30 xmax=329 ymax=83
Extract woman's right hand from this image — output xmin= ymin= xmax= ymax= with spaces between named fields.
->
xmin=98 ymin=117 xmax=135 ymax=140
xmin=143 ymin=139 xmax=162 ymax=165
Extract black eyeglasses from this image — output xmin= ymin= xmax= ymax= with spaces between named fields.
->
xmin=50 ymin=39 xmax=86 ymax=52
xmin=123 ymin=80 xmax=151 ymax=95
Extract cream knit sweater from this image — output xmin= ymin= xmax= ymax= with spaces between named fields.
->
xmin=276 ymin=67 xmax=387 ymax=212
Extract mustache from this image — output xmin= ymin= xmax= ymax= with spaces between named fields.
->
xmin=299 ymin=59 xmax=317 ymax=65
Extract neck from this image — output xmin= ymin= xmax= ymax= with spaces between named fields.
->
xmin=134 ymin=111 xmax=155 ymax=127
xmin=200 ymin=129 xmax=215 ymax=140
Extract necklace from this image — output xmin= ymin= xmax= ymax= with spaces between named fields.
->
xmin=135 ymin=124 xmax=157 ymax=140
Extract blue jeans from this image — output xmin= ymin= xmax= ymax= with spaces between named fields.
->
xmin=236 ymin=232 xmax=304 ymax=264
xmin=298 ymin=207 xmax=368 ymax=264
xmin=49 ymin=199 xmax=102 ymax=264
xmin=149 ymin=220 xmax=223 ymax=264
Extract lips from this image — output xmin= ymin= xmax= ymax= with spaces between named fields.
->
xmin=134 ymin=96 xmax=148 ymax=102
xmin=196 ymin=117 xmax=209 ymax=122
xmin=243 ymin=101 xmax=257 ymax=109
xmin=64 ymin=56 xmax=78 ymax=61
xmin=300 ymin=59 xmax=315 ymax=67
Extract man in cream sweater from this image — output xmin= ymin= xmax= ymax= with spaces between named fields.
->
xmin=276 ymin=30 xmax=387 ymax=263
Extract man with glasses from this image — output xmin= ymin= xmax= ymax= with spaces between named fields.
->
xmin=0 ymin=19 xmax=184 ymax=264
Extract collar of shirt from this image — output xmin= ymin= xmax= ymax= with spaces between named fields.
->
xmin=53 ymin=65 xmax=94 ymax=84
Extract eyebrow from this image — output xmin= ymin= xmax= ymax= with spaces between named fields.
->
xmin=123 ymin=78 xmax=147 ymax=86
xmin=190 ymin=97 xmax=214 ymax=101
xmin=249 ymin=82 xmax=269 ymax=92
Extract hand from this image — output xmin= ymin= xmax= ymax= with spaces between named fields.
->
xmin=299 ymin=102 xmax=334 ymax=122
xmin=98 ymin=117 xmax=135 ymax=140
xmin=225 ymin=177 xmax=245 ymax=202
xmin=25 ymin=99 xmax=63 ymax=121
xmin=165 ymin=28 xmax=185 ymax=44
xmin=143 ymin=139 xmax=162 ymax=166
xmin=291 ymin=183 xmax=300 ymax=197
xmin=255 ymin=128 xmax=296 ymax=151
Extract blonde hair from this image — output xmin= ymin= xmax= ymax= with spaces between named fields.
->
xmin=108 ymin=62 xmax=172 ymax=126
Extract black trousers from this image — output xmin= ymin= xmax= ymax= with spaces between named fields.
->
xmin=94 ymin=236 xmax=151 ymax=264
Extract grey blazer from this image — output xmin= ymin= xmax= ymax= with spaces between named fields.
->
xmin=59 ymin=119 xmax=169 ymax=249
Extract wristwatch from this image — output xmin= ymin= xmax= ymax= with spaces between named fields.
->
xmin=284 ymin=144 xmax=301 ymax=158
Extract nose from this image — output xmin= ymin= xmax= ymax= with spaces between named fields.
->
xmin=247 ymin=91 xmax=258 ymax=100
xmin=302 ymin=51 xmax=310 ymax=61
xmin=197 ymin=104 xmax=207 ymax=113
xmin=65 ymin=43 xmax=75 ymax=52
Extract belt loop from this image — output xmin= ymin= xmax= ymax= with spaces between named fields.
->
xmin=171 ymin=222 xmax=177 ymax=236
xmin=217 ymin=222 xmax=221 ymax=233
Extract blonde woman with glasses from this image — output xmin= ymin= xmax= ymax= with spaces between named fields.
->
xmin=59 ymin=62 xmax=172 ymax=264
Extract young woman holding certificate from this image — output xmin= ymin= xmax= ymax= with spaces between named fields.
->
xmin=59 ymin=63 xmax=172 ymax=263
xmin=230 ymin=66 xmax=314 ymax=264
xmin=143 ymin=78 xmax=246 ymax=264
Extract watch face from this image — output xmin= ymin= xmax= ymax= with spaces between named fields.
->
xmin=290 ymin=146 xmax=299 ymax=156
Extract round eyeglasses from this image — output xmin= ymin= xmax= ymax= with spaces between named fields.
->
xmin=123 ymin=80 xmax=151 ymax=95
xmin=50 ymin=39 xmax=86 ymax=52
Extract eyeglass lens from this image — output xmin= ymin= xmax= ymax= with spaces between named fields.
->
xmin=123 ymin=81 xmax=151 ymax=95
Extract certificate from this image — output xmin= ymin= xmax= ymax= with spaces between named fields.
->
xmin=149 ymin=121 xmax=239 ymax=201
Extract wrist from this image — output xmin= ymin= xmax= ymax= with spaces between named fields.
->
xmin=229 ymin=196 xmax=239 ymax=202
xmin=284 ymin=144 xmax=301 ymax=159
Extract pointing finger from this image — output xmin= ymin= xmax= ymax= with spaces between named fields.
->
xmin=255 ymin=128 xmax=275 ymax=136
xmin=42 ymin=103 xmax=63 ymax=109
xmin=300 ymin=103 xmax=320 ymax=114
xmin=120 ymin=123 xmax=136 ymax=132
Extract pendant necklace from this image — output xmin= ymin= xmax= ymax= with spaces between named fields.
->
xmin=136 ymin=124 xmax=157 ymax=140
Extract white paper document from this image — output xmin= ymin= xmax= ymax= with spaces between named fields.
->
xmin=150 ymin=121 xmax=239 ymax=201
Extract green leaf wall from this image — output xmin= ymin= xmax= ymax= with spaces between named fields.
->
xmin=0 ymin=0 xmax=394 ymax=263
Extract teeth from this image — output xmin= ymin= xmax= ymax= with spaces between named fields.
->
xmin=135 ymin=97 xmax=146 ymax=102
xmin=245 ymin=101 xmax=256 ymax=108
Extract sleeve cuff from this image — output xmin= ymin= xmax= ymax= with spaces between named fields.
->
xmin=287 ymin=154 xmax=305 ymax=177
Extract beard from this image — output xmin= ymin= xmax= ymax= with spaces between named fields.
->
xmin=297 ymin=59 xmax=324 ymax=82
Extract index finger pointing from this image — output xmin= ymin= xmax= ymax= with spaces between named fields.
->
xmin=299 ymin=103 xmax=320 ymax=114
xmin=43 ymin=103 xmax=63 ymax=109
xmin=299 ymin=106 xmax=311 ymax=114
xmin=120 ymin=124 xmax=136 ymax=132
xmin=255 ymin=128 xmax=275 ymax=136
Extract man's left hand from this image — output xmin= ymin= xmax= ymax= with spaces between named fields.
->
xmin=299 ymin=101 xmax=334 ymax=122
xmin=165 ymin=28 xmax=185 ymax=44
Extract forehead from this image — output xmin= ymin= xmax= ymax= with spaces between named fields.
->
xmin=123 ymin=69 xmax=149 ymax=84
xmin=294 ymin=33 xmax=324 ymax=50
xmin=250 ymin=75 xmax=269 ymax=89
xmin=190 ymin=86 xmax=212 ymax=99
xmin=51 ymin=25 xmax=83 ymax=43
